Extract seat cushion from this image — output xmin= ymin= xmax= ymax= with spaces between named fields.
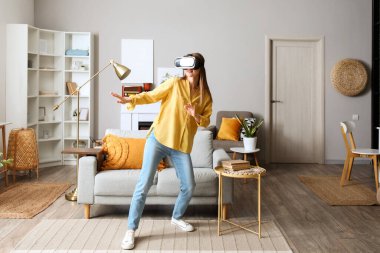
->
xmin=156 ymin=167 xmax=218 ymax=197
xmin=94 ymin=170 xmax=157 ymax=196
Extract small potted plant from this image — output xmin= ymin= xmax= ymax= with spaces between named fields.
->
xmin=0 ymin=152 xmax=13 ymax=168
xmin=235 ymin=114 xmax=263 ymax=151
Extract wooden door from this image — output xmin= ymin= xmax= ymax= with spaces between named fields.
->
xmin=267 ymin=38 xmax=324 ymax=163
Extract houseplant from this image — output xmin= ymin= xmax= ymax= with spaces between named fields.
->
xmin=0 ymin=152 xmax=13 ymax=168
xmin=235 ymin=115 xmax=263 ymax=151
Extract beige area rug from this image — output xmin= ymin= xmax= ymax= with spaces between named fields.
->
xmin=12 ymin=219 xmax=292 ymax=252
xmin=0 ymin=182 xmax=71 ymax=218
xmin=299 ymin=175 xmax=378 ymax=206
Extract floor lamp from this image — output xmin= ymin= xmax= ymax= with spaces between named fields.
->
xmin=53 ymin=59 xmax=131 ymax=201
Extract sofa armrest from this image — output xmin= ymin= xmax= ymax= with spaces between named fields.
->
xmin=213 ymin=148 xmax=233 ymax=204
xmin=213 ymin=148 xmax=230 ymax=168
xmin=206 ymin=125 xmax=217 ymax=139
xmin=77 ymin=156 xmax=97 ymax=204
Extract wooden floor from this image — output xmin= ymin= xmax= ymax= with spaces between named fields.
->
xmin=0 ymin=163 xmax=379 ymax=252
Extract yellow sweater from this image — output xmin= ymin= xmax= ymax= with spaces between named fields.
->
xmin=127 ymin=77 xmax=212 ymax=153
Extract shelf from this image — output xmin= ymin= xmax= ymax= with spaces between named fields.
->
xmin=64 ymin=70 xmax=89 ymax=73
xmin=64 ymin=137 xmax=90 ymax=140
xmin=64 ymin=121 xmax=89 ymax=123
xmin=38 ymin=121 xmax=61 ymax=125
xmin=39 ymin=69 xmax=62 ymax=72
xmin=65 ymin=55 xmax=89 ymax=58
xmin=39 ymin=95 xmax=61 ymax=98
xmin=7 ymin=24 xmax=93 ymax=168
xmin=38 ymin=137 xmax=61 ymax=142
xmin=39 ymin=53 xmax=61 ymax=57
xmin=64 ymin=95 xmax=89 ymax=98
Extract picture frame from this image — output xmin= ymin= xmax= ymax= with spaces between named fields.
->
xmin=79 ymin=108 xmax=89 ymax=121
xmin=38 ymin=107 xmax=46 ymax=121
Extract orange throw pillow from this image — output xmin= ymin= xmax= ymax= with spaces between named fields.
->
xmin=101 ymin=134 xmax=165 ymax=171
xmin=216 ymin=117 xmax=241 ymax=141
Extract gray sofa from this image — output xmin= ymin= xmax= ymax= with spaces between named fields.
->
xmin=77 ymin=129 xmax=233 ymax=219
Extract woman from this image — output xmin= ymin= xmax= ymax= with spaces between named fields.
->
xmin=111 ymin=53 xmax=213 ymax=250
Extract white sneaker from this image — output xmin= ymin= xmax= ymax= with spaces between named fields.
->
xmin=121 ymin=229 xmax=135 ymax=250
xmin=171 ymin=217 xmax=195 ymax=232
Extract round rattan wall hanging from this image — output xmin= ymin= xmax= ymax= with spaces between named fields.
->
xmin=331 ymin=59 xmax=367 ymax=96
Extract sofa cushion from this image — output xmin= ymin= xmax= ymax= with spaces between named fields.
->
xmin=101 ymin=134 xmax=165 ymax=171
xmin=156 ymin=167 xmax=217 ymax=197
xmin=190 ymin=130 xmax=213 ymax=168
xmin=94 ymin=170 xmax=157 ymax=196
xmin=163 ymin=130 xmax=213 ymax=168
xmin=101 ymin=135 xmax=145 ymax=170
xmin=216 ymin=117 xmax=241 ymax=141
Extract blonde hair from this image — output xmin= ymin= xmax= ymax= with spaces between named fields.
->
xmin=182 ymin=53 xmax=213 ymax=104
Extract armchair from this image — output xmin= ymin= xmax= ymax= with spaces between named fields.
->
xmin=208 ymin=111 xmax=254 ymax=155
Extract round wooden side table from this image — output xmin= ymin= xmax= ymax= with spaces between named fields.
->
xmin=214 ymin=165 xmax=266 ymax=238
xmin=230 ymin=147 xmax=260 ymax=166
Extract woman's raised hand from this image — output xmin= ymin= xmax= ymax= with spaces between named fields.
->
xmin=184 ymin=103 xmax=196 ymax=117
xmin=111 ymin=92 xmax=131 ymax=104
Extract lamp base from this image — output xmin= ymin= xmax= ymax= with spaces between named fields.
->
xmin=65 ymin=187 xmax=78 ymax=201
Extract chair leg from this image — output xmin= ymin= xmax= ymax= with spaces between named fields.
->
xmin=346 ymin=157 xmax=354 ymax=181
xmin=84 ymin=204 xmax=91 ymax=219
xmin=340 ymin=156 xmax=349 ymax=186
xmin=13 ymin=170 xmax=16 ymax=183
xmin=373 ymin=156 xmax=379 ymax=192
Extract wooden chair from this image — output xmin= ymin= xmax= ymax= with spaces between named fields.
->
xmin=340 ymin=121 xmax=379 ymax=191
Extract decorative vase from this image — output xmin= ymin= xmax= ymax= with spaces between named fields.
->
xmin=243 ymin=136 xmax=257 ymax=151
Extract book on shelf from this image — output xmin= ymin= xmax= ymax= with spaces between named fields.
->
xmin=66 ymin=82 xmax=79 ymax=95
xmin=221 ymin=160 xmax=251 ymax=171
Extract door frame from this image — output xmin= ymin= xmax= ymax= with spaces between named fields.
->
xmin=264 ymin=36 xmax=325 ymax=164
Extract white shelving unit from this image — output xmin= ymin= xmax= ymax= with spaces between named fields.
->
xmin=6 ymin=24 xmax=93 ymax=167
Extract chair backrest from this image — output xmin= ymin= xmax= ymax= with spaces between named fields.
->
xmin=340 ymin=121 xmax=356 ymax=152
xmin=216 ymin=111 xmax=254 ymax=131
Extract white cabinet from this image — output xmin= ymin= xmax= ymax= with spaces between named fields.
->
xmin=6 ymin=24 xmax=93 ymax=167
xmin=120 ymin=103 xmax=161 ymax=131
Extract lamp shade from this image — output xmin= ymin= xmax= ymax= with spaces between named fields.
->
xmin=112 ymin=61 xmax=131 ymax=80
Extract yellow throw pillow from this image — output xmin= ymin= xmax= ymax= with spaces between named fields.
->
xmin=216 ymin=117 xmax=241 ymax=141
xmin=101 ymin=134 xmax=165 ymax=171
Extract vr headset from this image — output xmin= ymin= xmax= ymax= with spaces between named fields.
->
xmin=174 ymin=56 xmax=202 ymax=69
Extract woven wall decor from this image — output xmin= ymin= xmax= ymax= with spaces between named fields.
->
xmin=331 ymin=59 xmax=368 ymax=96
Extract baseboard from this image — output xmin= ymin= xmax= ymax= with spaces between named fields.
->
xmin=325 ymin=159 xmax=372 ymax=165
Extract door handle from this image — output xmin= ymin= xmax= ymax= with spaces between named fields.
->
xmin=271 ymin=100 xmax=282 ymax=103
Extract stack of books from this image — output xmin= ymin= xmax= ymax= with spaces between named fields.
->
xmin=122 ymin=85 xmax=143 ymax=97
xmin=221 ymin=160 xmax=251 ymax=171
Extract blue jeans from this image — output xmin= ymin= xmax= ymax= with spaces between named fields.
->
xmin=128 ymin=131 xmax=195 ymax=230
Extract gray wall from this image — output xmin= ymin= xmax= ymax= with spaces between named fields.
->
xmin=19 ymin=0 xmax=372 ymax=162
xmin=0 ymin=0 xmax=34 ymax=152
